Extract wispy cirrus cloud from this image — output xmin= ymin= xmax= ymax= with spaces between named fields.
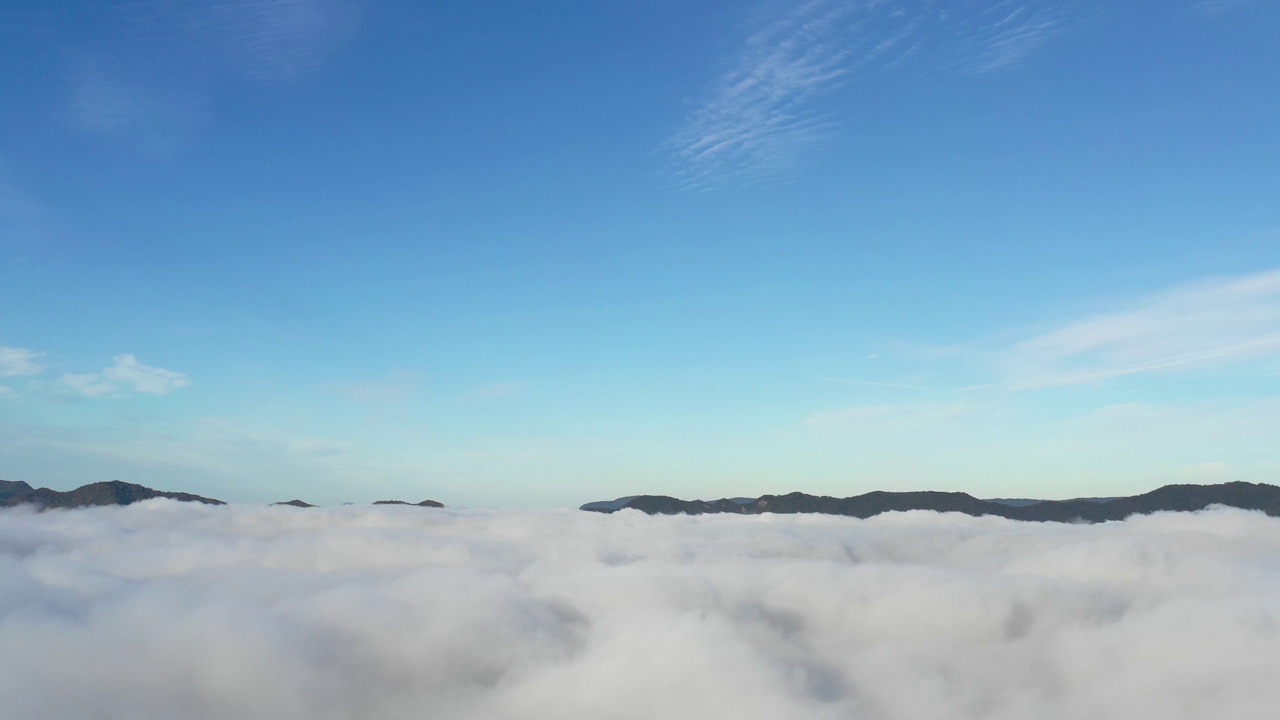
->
xmin=47 ymin=1 xmax=356 ymax=156
xmin=1189 ymin=0 xmax=1273 ymax=15
xmin=0 ymin=167 xmax=42 ymax=226
xmin=663 ymin=1 xmax=858 ymax=190
xmin=955 ymin=0 xmax=1085 ymax=74
xmin=60 ymin=354 xmax=191 ymax=398
xmin=65 ymin=60 xmax=203 ymax=155
xmin=186 ymin=0 xmax=359 ymax=83
xmin=99 ymin=0 xmax=357 ymax=84
xmin=664 ymin=1 xmax=1094 ymax=189
xmin=0 ymin=158 xmax=53 ymax=248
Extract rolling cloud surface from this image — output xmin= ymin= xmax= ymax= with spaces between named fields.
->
xmin=2 ymin=502 xmax=1278 ymax=719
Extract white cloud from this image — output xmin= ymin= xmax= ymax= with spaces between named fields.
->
xmin=2 ymin=504 xmax=1280 ymax=719
xmin=60 ymin=354 xmax=191 ymax=397
xmin=1004 ymin=269 xmax=1280 ymax=388
xmin=0 ymin=346 xmax=43 ymax=377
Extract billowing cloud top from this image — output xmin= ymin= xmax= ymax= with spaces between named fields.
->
xmin=2 ymin=502 xmax=1279 ymax=719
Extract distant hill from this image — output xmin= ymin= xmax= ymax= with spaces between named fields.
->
xmin=1 ymin=480 xmax=224 ymax=509
xmin=271 ymin=499 xmax=446 ymax=508
xmin=581 ymin=482 xmax=1280 ymax=523
xmin=1 ymin=480 xmax=451 ymax=510
xmin=0 ymin=479 xmax=36 ymax=503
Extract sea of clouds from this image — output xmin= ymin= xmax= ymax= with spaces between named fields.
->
xmin=2 ymin=502 xmax=1279 ymax=719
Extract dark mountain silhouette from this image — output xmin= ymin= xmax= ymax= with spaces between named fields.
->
xmin=582 ymin=482 xmax=1280 ymax=523
xmin=1 ymin=480 xmax=224 ymax=509
xmin=2 ymin=479 xmax=454 ymax=511
xmin=0 ymin=479 xmax=36 ymax=503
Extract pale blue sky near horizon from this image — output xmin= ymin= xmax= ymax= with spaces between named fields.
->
xmin=2 ymin=0 xmax=1279 ymax=507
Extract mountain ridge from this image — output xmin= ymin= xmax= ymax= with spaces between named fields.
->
xmin=1 ymin=480 xmax=225 ymax=509
xmin=582 ymin=481 xmax=1280 ymax=522
xmin=1 ymin=479 xmax=449 ymax=510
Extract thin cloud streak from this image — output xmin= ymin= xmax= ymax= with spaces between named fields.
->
xmin=1189 ymin=0 xmax=1273 ymax=15
xmin=818 ymin=376 xmax=933 ymax=391
xmin=896 ymin=267 xmax=1280 ymax=392
xmin=1013 ymin=332 xmax=1280 ymax=389
xmin=1003 ymin=269 xmax=1280 ymax=389
xmin=960 ymin=3 xmax=1072 ymax=74
xmin=65 ymin=60 xmax=203 ymax=155
xmin=106 ymin=0 xmax=358 ymax=84
xmin=189 ymin=0 xmax=359 ymax=83
xmin=0 ymin=159 xmax=50 ymax=246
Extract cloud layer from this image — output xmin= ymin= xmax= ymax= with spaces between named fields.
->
xmin=3 ymin=502 xmax=1279 ymax=719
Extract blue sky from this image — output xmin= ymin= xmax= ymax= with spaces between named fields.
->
xmin=2 ymin=0 xmax=1279 ymax=507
